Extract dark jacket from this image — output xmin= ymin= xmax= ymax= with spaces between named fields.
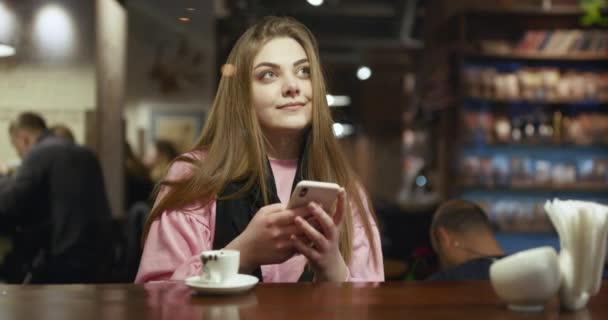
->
xmin=0 ymin=132 xmax=113 ymax=283
xmin=426 ymin=256 xmax=503 ymax=281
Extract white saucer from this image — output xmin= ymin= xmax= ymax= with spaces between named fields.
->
xmin=185 ymin=274 xmax=259 ymax=295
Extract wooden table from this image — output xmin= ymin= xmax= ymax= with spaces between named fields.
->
xmin=0 ymin=281 xmax=606 ymax=319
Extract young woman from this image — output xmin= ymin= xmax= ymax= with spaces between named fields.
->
xmin=135 ymin=16 xmax=384 ymax=283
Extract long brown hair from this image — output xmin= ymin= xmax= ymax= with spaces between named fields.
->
xmin=143 ymin=16 xmax=378 ymax=265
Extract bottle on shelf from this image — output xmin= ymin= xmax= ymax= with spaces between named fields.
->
xmin=552 ymin=111 xmax=562 ymax=144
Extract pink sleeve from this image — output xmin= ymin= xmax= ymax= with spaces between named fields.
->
xmin=134 ymin=205 xmax=215 ymax=283
xmin=345 ymin=189 xmax=385 ymax=282
xmin=134 ymin=153 xmax=216 ymax=283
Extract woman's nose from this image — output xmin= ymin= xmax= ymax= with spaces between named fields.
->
xmin=282 ymin=78 xmax=300 ymax=97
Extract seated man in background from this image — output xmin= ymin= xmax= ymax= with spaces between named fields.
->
xmin=49 ymin=124 xmax=76 ymax=144
xmin=0 ymin=112 xmax=113 ymax=284
xmin=427 ymin=199 xmax=504 ymax=281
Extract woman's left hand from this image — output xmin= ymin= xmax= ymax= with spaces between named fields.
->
xmin=291 ymin=188 xmax=348 ymax=282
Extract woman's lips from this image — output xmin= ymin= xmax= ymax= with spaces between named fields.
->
xmin=277 ymin=102 xmax=306 ymax=110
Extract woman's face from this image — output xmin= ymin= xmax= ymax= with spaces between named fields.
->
xmin=251 ymin=37 xmax=313 ymax=135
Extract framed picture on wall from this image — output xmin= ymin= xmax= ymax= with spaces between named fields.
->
xmin=150 ymin=110 xmax=205 ymax=153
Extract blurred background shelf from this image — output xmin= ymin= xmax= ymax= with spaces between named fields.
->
xmin=444 ymin=5 xmax=608 ymax=238
xmin=462 ymin=142 xmax=608 ymax=148
xmin=467 ymin=6 xmax=590 ymax=17
xmin=461 ymin=144 xmax=608 ymax=153
xmin=463 ymin=97 xmax=608 ymax=106
xmin=458 ymin=182 xmax=608 ymax=193
xmin=461 ymin=50 xmax=608 ymax=62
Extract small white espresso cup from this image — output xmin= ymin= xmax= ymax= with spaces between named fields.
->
xmin=200 ymin=249 xmax=240 ymax=284
xmin=490 ymin=246 xmax=561 ymax=312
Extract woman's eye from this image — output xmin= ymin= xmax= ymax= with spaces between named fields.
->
xmin=298 ymin=66 xmax=311 ymax=77
xmin=260 ymin=71 xmax=275 ymax=80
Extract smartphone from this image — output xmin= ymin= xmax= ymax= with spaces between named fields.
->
xmin=287 ymin=180 xmax=341 ymax=213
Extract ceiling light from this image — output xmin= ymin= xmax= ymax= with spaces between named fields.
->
xmin=415 ymin=175 xmax=427 ymax=187
xmin=34 ymin=5 xmax=76 ymax=59
xmin=307 ymin=0 xmax=324 ymax=6
xmin=332 ymin=123 xmax=354 ymax=138
xmin=333 ymin=123 xmax=344 ymax=137
xmin=357 ymin=66 xmax=372 ymax=81
xmin=0 ymin=43 xmax=16 ymax=57
xmin=0 ymin=2 xmax=18 ymax=48
xmin=326 ymin=94 xmax=351 ymax=107
xmin=179 ymin=17 xmax=190 ymax=22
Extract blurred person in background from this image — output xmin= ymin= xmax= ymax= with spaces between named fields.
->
xmin=50 ymin=124 xmax=76 ymax=144
xmin=427 ymin=199 xmax=504 ymax=281
xmin=125 ymin=141 xmax=154 ymax=210
xmin=136 ymin=17 xmax=383 ymax=283
xmin=146 ymin=139 xmax=179 ymax=182
xmin=122 ymin=142 xmax=155 ymax=282
xmin=0 ymin=112 xmax=113 ymax=284
xmin=0 ymin=162 xmax=16 ymax=180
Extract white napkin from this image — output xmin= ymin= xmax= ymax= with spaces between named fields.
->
xmin=544 ymin=199 xmax=608 ymax=311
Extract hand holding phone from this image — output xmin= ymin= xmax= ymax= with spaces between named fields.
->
xmin=288 ymin=180 xmax=348 ymax=281
xmin=287 ymin=180 xmax=341 ymax=214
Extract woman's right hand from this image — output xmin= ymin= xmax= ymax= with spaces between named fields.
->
xmin=224 ymin=203 xmax=311 ymax=274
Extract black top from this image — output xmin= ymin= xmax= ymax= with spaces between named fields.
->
xmin=0 ymin=132 xmax=113 ymax=283
xmin=426 ymin=256 xmax=504 ymax=281
xmin=213 ymin=134 xmax=313 ymax=282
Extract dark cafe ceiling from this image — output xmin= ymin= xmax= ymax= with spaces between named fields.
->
xmin=223 ymin=0 xmax=426 ymax=51
xmin=126 ymin=0 xmax=425 ymax=63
